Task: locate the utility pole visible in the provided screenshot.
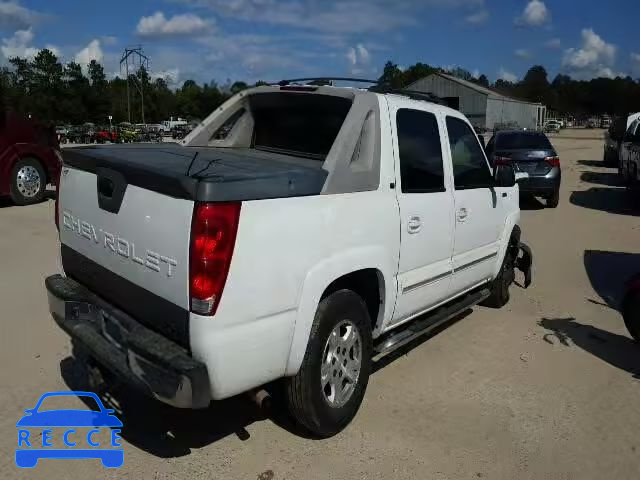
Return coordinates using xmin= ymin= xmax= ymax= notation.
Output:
xmin=120 ymin=45 xmax=149 ymax=124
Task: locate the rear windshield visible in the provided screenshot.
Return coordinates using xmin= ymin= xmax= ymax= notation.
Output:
xmin=495 ymin=133 xmax=553 ymax=150
xmin=250 ymin=93 xmax=352 ymax=160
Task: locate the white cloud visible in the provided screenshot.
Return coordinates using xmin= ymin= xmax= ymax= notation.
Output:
xmin=100 ymin=35 xmax=118 ymax=46
xmin=356 ymin=44 xmax=370 ymax=63
xmin=515 ymin=48 xmax=531 ymax=59
xmin=346 ymin=47 xmax=357 ymax=66
xmin=346 ymin=43 xmax=371 ymax=74
xmin=562 ymin=28 xmax=618 ymax=79
xmin=1 ymin=28 xmax=41 ymax=59
xmin=545 ymin=38 xmax=561 ymax=49
xmin=464 ymin=10 xmax=489 ymax=25
xmin=515 ymin=0 xmax=550 ymax=27
xmin=175 ymin=0 xmax=486 ymax=34
xmin=472 ymin=68 xmax=480 ymax=78
xmin=632 ymin=52 xmax=640 ymax=77
xmin=150 ymin=68 xmax=180 ymax=85
xmin=0 ymin=1 xmax=48 ymax=30
xmin=74 ymin=39 xmax=103 ymax=71
xmin=498 ymin=67 xmax=517 ymax=83
xmin=136 ymin=11 xmax=210 ymax=37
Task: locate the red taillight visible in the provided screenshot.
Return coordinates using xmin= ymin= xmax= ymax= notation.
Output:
xmin=546 ymin=156 xmax=560 ymax=167
xmin=189 ymin=202 xmax=241 ymax=315
xmin=494 ymin=156 xmax=511 ymax=166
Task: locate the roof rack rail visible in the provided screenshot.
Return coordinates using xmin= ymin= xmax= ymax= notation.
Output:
xmin=276 ymin=77 xmax=380 ymax=86
xmin=369 ymin=84 xmax=444 ymax=105
xmin=272 ymin=77 xmax=444 ymax=105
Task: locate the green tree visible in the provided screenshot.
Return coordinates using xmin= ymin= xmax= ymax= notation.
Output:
xmin=378 ymin=61 xmax=404 ymax=89
xmin=476 ymin=74 xmax=490 ymax=88
xmin=30 ymin=49 xmax=64 ymax=122
xmin=87 ymin=60 xmax=109 ymax=123
xmin=519 ymin=65 xmax=551 ymax=103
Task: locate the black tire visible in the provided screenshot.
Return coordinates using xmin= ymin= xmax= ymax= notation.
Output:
xmin=623 ymin=291 xmax=640 ymax=343
xmin=481 ymin=244 xmax=516 ymax=309
xmin=9 ymin=157 xmax=46 ymax=205
xmin=546 ymin=188 xmax=560 ymax=208
xmin=285 ymin=289 xmax=372 ymax=438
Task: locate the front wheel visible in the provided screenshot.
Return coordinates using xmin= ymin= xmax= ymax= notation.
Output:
xmin=481 ymin=245 xmax=516 ymax=309
xmin=285 ymin=289 xmax=372 ymax=438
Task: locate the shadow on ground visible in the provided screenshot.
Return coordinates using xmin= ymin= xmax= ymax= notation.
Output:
xmin=570 ymin=187 xmax=639 ymax=216
xmin=538 ymin=317 xmax=640 ymax=379
xmin=519 ymin=195 xmax=546 ymax=210
xmin=584 ymin=250 xmax=640 ymax=309
xmin=580 ymin=171 xmax=623 ymax=187
xmin=577 ymin=160 xmax=612 ymax=168
xmin=0 ymin=189 xmax=55 ymax=209
xmin=60 ymin=355 xmax=303 ymax=458
xmin=60 ymin=306 xmax=477 ymax=456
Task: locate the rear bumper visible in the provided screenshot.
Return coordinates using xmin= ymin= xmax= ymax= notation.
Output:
xmin=45 ymin=274 xmax=210 ymax=409
xmin=518 ymin=167 xmax=561 ymax=195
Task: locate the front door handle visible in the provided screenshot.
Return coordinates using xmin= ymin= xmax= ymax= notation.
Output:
xmin=456 ymin=207 xmax=468 ymax=222
xmin=407 ymin=216 xmax=422 ymax=234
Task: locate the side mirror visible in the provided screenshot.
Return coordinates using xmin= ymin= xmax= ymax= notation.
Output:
xmin=494 ymin=164 xmax=516 ymax=187
xmin=477 ymin=134 xmax=486 ymax=149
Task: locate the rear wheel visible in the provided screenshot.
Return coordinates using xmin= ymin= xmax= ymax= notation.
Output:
xmin=546 ymin=188 xmax=560 ymax=208
xmin=10 ymin=158 xmax=46 ymax=205
xmin=285 ymin=289 xmax=372 ymax=438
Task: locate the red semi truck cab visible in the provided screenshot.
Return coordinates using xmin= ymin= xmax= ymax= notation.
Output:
xmin=0 ymin=111 xmax=61 ymax=205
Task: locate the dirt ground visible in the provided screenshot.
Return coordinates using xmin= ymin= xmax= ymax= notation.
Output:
xmin=2 ymin=129 xmax=640 ymax=479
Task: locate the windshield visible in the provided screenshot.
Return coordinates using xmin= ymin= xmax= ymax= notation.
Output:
xmin=495 ymin=133 xmax=553 ymax=150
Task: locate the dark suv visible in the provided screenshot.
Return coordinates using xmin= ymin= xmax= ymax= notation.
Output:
xmin=485 ymin=130 xmax=561 ymax=208
xmin=0 ymin=111 xmax=61 ymax=205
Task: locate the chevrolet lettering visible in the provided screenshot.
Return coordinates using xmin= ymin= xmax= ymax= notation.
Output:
xmin=62 ymin=211 xmax=177 ymax=277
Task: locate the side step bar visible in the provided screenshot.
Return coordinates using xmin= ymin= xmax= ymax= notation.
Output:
xmin=373 ymin=288 xmax=491 ymax=359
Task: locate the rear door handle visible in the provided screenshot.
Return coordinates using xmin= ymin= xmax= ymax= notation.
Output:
xmin=407 ymin=216 xmax=422 ymax=234
xmin=456 ymin=208 xmax=468 ymax=222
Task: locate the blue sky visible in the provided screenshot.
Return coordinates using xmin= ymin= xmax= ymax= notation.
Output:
xmin=1 ymin=0 xmax=639 ymax=86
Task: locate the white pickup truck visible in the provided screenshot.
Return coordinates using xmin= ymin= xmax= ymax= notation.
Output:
xmin=47 ymin=83 xmax=532 ymax=437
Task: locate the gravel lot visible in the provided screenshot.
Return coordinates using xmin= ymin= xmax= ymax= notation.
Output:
xmin=2 ymin=129 xmax=639 ymax=479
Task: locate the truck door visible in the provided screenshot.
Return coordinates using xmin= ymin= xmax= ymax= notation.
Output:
xmin=389 ymin=102 xmax=455 ymax=326
xmin=444 ymin=115 xmax=504 ymax=294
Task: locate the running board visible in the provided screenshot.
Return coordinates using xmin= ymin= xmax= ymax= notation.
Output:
xmin=373 ymin=288 xmax=491 ymax=359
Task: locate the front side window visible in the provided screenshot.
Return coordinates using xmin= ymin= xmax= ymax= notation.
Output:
xmin=396 ymin=109 xmax=445 ymax=193
xmin=446 ymin=117 xmax=493 ymax=189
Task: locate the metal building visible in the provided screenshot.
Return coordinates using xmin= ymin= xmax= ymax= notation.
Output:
xmin=407 ymin=73 xmax=546 ymax=131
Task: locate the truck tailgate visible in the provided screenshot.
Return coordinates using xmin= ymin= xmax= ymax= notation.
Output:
xmin=58 ymin=166 xmax=193 ymax=345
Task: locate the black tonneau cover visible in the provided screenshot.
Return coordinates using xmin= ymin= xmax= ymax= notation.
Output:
xmin=62 ymin=144 xmax=328 ymax=202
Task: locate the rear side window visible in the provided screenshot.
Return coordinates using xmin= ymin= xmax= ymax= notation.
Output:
xmin=495 ymin=132 xmax=553 ymax=150
xmin=446 ymin=117 xmax=493 ymax=189
xmin=396 ymin=109 xmax=445 ymax=193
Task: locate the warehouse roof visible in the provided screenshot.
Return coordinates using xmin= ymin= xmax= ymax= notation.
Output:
xmin=409 ymin=72 xmax=541 ymax=105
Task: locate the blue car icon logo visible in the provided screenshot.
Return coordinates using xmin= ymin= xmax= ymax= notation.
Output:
xmin=16 ymin=391 xmax=123 ymax=468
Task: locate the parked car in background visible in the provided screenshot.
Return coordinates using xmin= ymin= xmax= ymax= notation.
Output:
xmin=585 ymin=119 xmax=597 ymax=129
xmin=485 ymin=130 xmax=561 ymax=207
xmin=620 ymin=117 xmax=640 ymax=196
xmin=604 ymin=116 xmax=629 ymax=166
xmin=0 ymin=111 xmax=61 ymax=205
xmin=544 ymin=120 xmax=561 ymax=133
